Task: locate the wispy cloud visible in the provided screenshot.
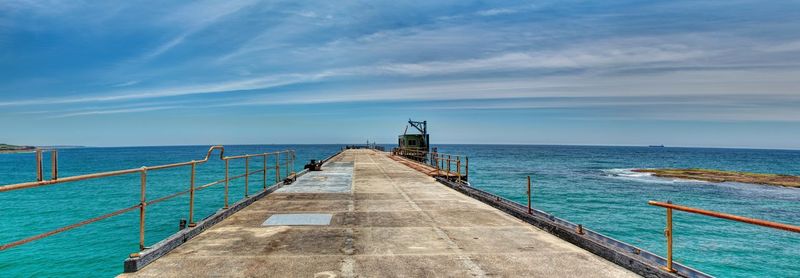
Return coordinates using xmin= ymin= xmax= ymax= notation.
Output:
xmin=0 ymin=35 xmax=724 ymax=107
xmin=374 ymin=45 xmax=707 ymax=76
xmin=476 ymin=8 xmax=517 ymax=16
xmin=137 ymin=0 xmax=257 ymax=61
xmin=111 ymin=80 xmax=140 ymax=87
xmin=52 ymin=106 xmax=179 ymax=118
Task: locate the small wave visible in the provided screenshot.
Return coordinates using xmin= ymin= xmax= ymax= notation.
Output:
xmin=601 ymin=168 xmax=707 ymax=184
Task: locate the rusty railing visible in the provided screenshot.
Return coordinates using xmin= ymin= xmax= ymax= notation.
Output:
xmin=392 ymin=148 xmax=468 ymax=182
xmin=649 ymin=201 xmax=800 ymax=272
xmin=0 ymin=146 xmax=296 ymax=256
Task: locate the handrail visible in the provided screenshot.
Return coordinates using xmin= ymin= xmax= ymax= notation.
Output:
xmin=0 ymin=146 xmax=297 ymax=254
xmin=0 ymin=145 xmax=225 ymax=192
xmin=649 ymin=201 xmax=800 ymax=233
xmin=392 ymin=147 xmax=469 ymax=183
xmin=648 ymin=200 xmax=800 ymax=272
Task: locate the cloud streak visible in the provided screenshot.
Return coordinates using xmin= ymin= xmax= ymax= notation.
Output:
xmin=51 ymin=106 xmax=179 ymax=118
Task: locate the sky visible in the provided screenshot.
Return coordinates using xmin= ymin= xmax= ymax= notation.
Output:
xmin=1 ymin=1 xmax=800 ymax=149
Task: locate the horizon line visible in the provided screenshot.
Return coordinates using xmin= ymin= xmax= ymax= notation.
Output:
xmin=20 ymin=142 xmax=800 ymax=152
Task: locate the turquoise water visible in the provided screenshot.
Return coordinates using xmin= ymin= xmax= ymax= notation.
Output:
xmin=1 ymin=145 xmax=799 ymax=277
xmin=435 ymin=145 xmax=800 ymax=278
xmin=0 ymin=145 xmax=339 ymax=277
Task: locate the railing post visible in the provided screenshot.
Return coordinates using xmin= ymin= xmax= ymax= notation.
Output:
xmin=285 ymin=151 xmax=290 ymax=178
xmin=465 ymin=157 xmax=468 ymax=181
xmin=447 ymin=155 xmax=451 ymax=176
xmin=139 ymin=167 xmax=147 ymax=250
xmin=224 ymin=159 xmax=229 ymax=208
xmin=663 ymin=204 xmax=675 ymax=272
xmin=527 ymin=176 xmax=532 ymax=214
xmin=35 ymin=149 xmax=43 ymax=182
xmin=263 ymin=154 xmax=267 ymax=190
xmin=188 ymin=161 xmax=196 ymax=227
xmin=244 ymin=156 xmax=249 ymax=197
xmin=51 ymin=149 xmax=58 ymax=180
xmin=456 ymin=156 xmax=461 ymax=182
xmin=275 ymin=153 xmax=281 ymax=182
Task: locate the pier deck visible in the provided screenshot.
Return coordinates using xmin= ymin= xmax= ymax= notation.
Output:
xmin=122 ymin=149 xmax=636 ymax=277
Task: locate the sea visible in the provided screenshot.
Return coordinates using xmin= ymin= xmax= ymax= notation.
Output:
xmin=1 ymin=144 xmax=798 ymax=277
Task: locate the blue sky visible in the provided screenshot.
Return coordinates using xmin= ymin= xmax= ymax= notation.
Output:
xmin=2 ymin=1 xmax=800 ymax=148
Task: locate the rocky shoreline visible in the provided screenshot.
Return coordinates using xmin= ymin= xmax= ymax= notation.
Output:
xmin=0 ymin=144 xmax=37 ymax=153
xmin=633 ymin=168 xmax=800 ymax=188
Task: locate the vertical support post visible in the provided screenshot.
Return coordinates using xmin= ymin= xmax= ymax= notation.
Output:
xmin=224 ymin=159 xmax=229 ymax=209
xmin=188 ymin=162 xmax=196 ymax=227
xmin=275 ymin=153 xmax=281 ymax=182
xmin=527 ymin=176 xmax=532 ymax=214
xmin=663 ymin=206 xmax=674 ymax=272
xmin=244 ymin=156 xmax=249 ymax=197
xmin=456 ymin=156 xmax=461 ymax=182
xmin=285 ymin=151 xmax=290 ymax=178
xmin=447 ymin=155 xmax=451 ymax=176
xmin=139 ymin=167 xmax=147 ymax=250
xmin=35 ymin=149 xmax=43 ymax=182
xmin=465 ymin=157 xmax=469 ymax=181
xmin=51 ymin=149 xmax=58 ymax=180
xmin=263 ymin=154 xmax=267 ymax=190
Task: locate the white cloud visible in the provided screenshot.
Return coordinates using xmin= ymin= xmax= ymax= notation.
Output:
xmin=111 ymin=80 xmax=140 ymax=87
xmin=374 ymin=46 xmax=706 ymax=76
xmin=137 ymin=0 xmax=257 ymax=61
xmin=759 ymin=40 xmax=800 ymax=53
xmin=52 ymin=106 xmax=178 ymax=118
xmin=476 ymin=8 xmax=517 ymax=16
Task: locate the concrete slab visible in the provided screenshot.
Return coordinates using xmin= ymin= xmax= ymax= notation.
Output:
xmin=262 ymin=214 xmax=333 ymax=226
xmin=121 ymin=149 xmax=638 ymax=278
xmin=276 ymin=162 xmax=353 ymax=193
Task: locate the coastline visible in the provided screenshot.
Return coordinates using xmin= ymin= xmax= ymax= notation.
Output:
xmin=0 ymin=150 xmax=36 ymax=154
xmin=0 ymin=143 xmax=37 ymax=154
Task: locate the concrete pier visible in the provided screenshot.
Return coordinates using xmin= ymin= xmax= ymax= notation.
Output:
xmin=121 ymin=149 xmax=637 ymax=277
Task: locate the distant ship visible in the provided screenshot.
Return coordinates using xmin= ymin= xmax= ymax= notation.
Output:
xmin=648 ymin=145 xmax=665 ymax=148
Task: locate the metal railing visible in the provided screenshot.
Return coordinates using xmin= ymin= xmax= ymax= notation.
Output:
xmin=0 ymin=146 xmax=296 ymax=255
xmin=392 ymin=148 xmax=468 ymax=182
xmin=648 ymin=201 xmax=800 ymax=273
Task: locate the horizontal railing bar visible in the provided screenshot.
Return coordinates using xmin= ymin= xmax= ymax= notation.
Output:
xmin=246 ymin=168 xmax=266 ymax=176
xmin=0 ymin=204 xmax=141 ymax=251
xmin=146 ymin=161 xmax=197 ymax=170
xmin=224 ymin=167 xmax=272 ymax=183
xmin=229 ymin=169 xmax=268 ymax=183
xmin=0 ymin=147 xmax=296 ymax=193
xmin=196 ymin=179 xmax=225 ymax=191
xmin=648 ymin=201 xmax=800 ymax=233
xmin=228 ymin=173 xmax=249 ymax=181
xmin=225 ymin=150 xmax=290 ymax=160
xmin=225 ymin=153 xmax=266 ymax=160
xmin=146 ymin=189 xmax=192 ymax=206
xmin=0 ymin=168 xmax=144 ymax=192
xmin=0 ymin=146 xmax=228 ymax=192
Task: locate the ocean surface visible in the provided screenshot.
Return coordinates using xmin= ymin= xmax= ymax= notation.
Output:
xmin=1 ymin=144 xmax=799 ymax=277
